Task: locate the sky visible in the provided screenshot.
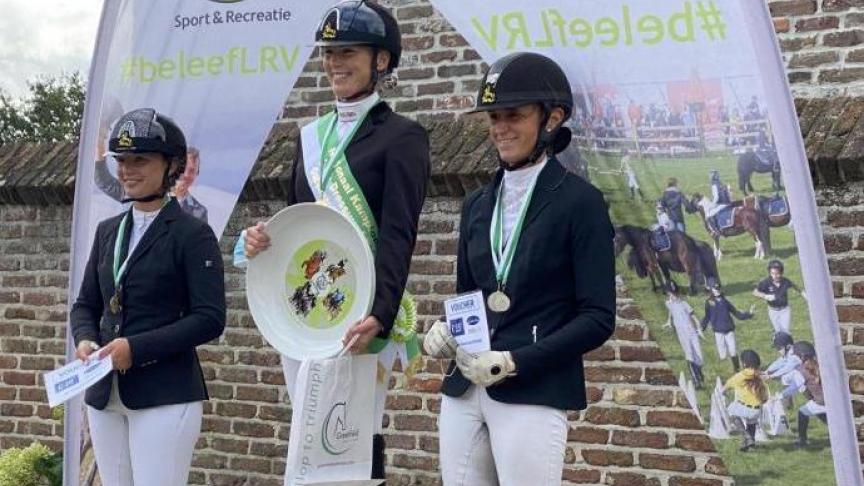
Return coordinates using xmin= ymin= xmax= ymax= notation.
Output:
xmin=0 ymin=0 xmax=102 ymax=98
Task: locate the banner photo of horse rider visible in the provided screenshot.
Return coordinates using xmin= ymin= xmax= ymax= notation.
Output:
xmin=427 ymin=0 xmax=861 ymax=485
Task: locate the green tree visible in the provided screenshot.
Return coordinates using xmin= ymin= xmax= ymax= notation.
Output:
xmin=0 ymin=72 xmax=86 ymax=145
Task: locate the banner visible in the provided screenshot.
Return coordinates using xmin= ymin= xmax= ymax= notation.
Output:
xmin=65 ymin=1 xmax=334 ymax=483
xmin=428 ymin=0 xmax=863 ymax=484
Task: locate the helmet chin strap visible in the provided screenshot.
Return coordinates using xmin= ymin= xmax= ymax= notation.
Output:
xmin=500 ymin=108 xmax=553 ymax=172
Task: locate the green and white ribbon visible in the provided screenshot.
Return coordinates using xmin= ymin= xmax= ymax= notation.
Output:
xmin=112 ymin=213 xmax=132 ymax=287
xmin=489 ymin=173 xmax=542 ymax=292
xmin=300 ymin=105 xmax=420 ymax=375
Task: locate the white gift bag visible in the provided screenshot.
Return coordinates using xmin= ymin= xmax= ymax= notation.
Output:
xmin=284 ymin=354 xmax=379 ymax=486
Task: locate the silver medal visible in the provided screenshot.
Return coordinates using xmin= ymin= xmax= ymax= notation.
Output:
xmin=487 ymin=290 xmax=511 ymax=313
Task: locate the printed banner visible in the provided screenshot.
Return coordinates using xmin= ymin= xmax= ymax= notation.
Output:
xmin=65 ymin=1 xmax=336 ymax=483
xmin=428 ymin=0 xmax=863 ymax=484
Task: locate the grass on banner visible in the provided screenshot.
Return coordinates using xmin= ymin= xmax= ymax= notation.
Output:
xmin=586 ymin=151 xmax=835 ymax=486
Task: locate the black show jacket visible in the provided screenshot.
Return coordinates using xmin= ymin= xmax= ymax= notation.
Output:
xmin=442 ymin=159 xmax=616 ymax=411
xmin=70 ymin=199 xmax=226 ymax=410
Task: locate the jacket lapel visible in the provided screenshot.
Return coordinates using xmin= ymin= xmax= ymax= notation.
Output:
xmin=520 ymin=158 xmax=566 ymax=231
xmin=122 ymin=199 xmax=181 ymax=279
xmin=475 ymin=170 xmax=503 ymax=291
xmin=105 ymin=210 xmax=132 ymax=295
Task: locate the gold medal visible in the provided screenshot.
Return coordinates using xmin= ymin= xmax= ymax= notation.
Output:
xmin=109 ymin=292 xmax=121 ymax=314
xmin=487 ymin=290 xmax=511 ymax=313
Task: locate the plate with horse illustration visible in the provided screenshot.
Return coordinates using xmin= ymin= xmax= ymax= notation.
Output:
xmin=246 ymin=203 xmax=375 ymax=360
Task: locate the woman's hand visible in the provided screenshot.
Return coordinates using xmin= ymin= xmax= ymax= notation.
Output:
xmin=244 ymin=222 xmax=271 ymax=259
xmin=99 ymin=338 xmax=132 ymax=372
xmin=343 ymin=316 xmax=384 ymax=354
xmin=75 ymin=340 xmax=100 ymax=362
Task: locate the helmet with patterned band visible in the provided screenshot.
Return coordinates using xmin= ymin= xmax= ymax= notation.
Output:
xmin=315 ymin=0 xmax=401 ymax=73
xmin=107 ymin=108 xmax=188 ymax=201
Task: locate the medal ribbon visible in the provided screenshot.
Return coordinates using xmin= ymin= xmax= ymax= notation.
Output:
xmin=112 ymin=214 xmax=132 ymax=287
xmin=489 ymin=173 xmax=542 ymax=291
xmin=112 ymin=196 xmax=170 ymax=288
xmin=317 ymin=111 xmax=379 ymax=248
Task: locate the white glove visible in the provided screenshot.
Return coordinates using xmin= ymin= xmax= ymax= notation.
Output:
xmin=764 ymin=294 xmax=775 ymax=302
xmin=423 ymin=320 xmax=457 ymax=359
xmin=455 ymin=347 xmax=516 ymax=387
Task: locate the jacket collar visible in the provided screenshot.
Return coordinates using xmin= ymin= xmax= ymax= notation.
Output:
xmin=350 ymin=101 xmax=391 ymax=146
xmin=117 ymin=199 xmax=182 ymax=281
xmin=480 ymin=156 xmax=568 ymax=228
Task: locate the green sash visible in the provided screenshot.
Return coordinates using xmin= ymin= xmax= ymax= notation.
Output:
xmin=301 ymin=108 xmax=421 ymax=370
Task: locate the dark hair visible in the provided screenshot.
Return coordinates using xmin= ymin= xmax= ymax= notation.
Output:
xmin=740 ymin=349 xmax=768 ymax=402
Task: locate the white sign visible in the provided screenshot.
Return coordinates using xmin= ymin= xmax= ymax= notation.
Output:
xmin=45 ymin=355 xmax=113 ymax=408
xmin=444 ymin=291 xmax=491 ymax=354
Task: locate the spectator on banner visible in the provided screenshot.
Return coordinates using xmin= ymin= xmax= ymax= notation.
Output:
xmin=424 ymin=52 xmax=615 ymax=486
xmin=780 ymin=341 xmax=827 ymax=448
xmin=729 ymin=108 xmax=743 ymax=147
xmin=71 ymin=108 xmax=226 ymax=486
xmin=701 ymin=284 xmax=755 ymax=372
xmin=660 ymin=177 xmax=687 ymax=232
xmin=238 ymin=1 xmax=429 ymax=479
xmin=171 ymin=147 xmax=208 ymax=223
xmin=627 ymin=99 xmax=642 ymax=127
xmin=753 ymin=259 xmax=806 ymax=335
xmin=764 ymin=331 xmax=804 ymax=409
xmin=620 ymin=149 xmax=644 ymax=201
xmin=95 ymin=122 xmax=209 ymax=224
xmin=725 ymin=349 xmax=769 ymax=452
xmin=747 ymin=95 xmax=761 ymax=119
xmin=664 ymin=281 xmax=705 ymax=389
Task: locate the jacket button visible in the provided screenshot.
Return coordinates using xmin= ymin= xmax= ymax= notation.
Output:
xmin=113 ymin=324 xmax=119 ymax=334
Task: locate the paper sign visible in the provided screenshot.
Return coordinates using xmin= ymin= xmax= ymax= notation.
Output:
xmin=44 ymin=355 xmax=113 ymax=407
xmin=444 ymin=291 xmax=491 ymax=353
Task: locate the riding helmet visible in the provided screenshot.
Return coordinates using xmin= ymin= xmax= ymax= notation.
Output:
xmin=772 ymin=332 xmax=794 ymax=350
xmin=740 ymin=349 xmax=761 ymax=368
xmin=792 ymin=341 xmax=816 ymax=360
xmin=471 ymin=52 xmax=573 ymax=156
xmin=315 ymin=0 xmax=401 ymax=73
xmin=107 ymin=108 xmax=188 ymax=195
xmin=471 ymin=52 xmax=572 ymax=118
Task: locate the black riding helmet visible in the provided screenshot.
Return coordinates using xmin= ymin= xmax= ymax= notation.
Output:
xmin=107 ymin=108 xmax=187 ymax=202
xmin=740 ymin=349 xmax=761 ymax=369
xmin=772 ymin=331 xmax=794 ymax=350
xmin=315 ymin=0 xmax=401 ymax=96
xmin=471 ymin=52 xmax=574 ymax=168
xmin=793 ymin=341 xmax=816 ymax=360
